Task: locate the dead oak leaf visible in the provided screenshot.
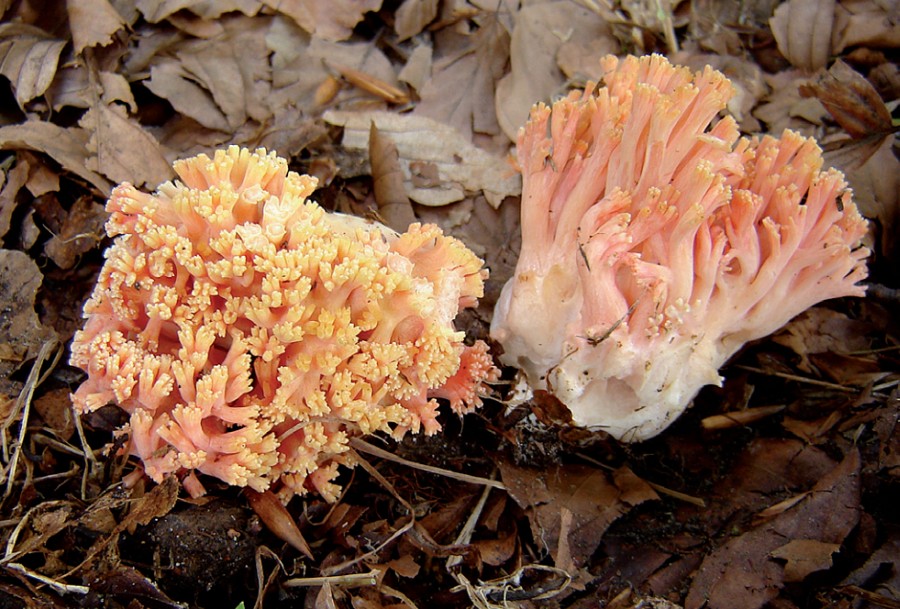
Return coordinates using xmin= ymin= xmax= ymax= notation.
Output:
xmin=499 ymin=461 xmax=658 ymax=570
xmin=800 ymin=59 xmax=893 ymax=139
xmin=145 ymin=18 xmax=272 ymax=132
xmin=325 ymin=109 xmax=520 ymax=208
xmin=134 ymin=0 xmax=262 ymax=22
xmin=80 ymin=103 xmax=173 ymax=188
xmin=66 ymin=0 xmax=126 ymax=54
xmin=685 ymin=449 xmax=861 ymax=609
xmin=414 ymin=16 xmax=509 ymax=139
xmin=43 ymin=195 xmax=108 ymax=269
xmin=0 ymin=23 xmax=66 ymax=107
xmin=770 ymin=0 xmax=837 ymax=71
xmin=770 ymin=539 xmax=841 ymax=582
xmin=260 ymin=0 xmax=382 ymax=41
xmin=0 ymin=121 xmax=112 ymax=193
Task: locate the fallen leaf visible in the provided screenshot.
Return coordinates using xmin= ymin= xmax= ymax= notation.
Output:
xmin=135 ymin=0 xmax=262 ymax=22
xmin=773 ymin=308 xmax=872 ymax=373
xmin=324 ymin=109 xmax=520 ymax=207
xmin=770 ymin=539 xmax=841 ymax=582
xmin=0 ymin=156 xmax=29 ymax=241
xmin=394 ymin=0 xmax=439 ymax=41
xmin=66 ymin=0 xmax=126 ymax=54
xmin=80 ymin=103 xmax=173 ymax=187
xmin=499 ymin=461 xmax=658 ymax=569
xmin=0 ymin=121 xmax=112 ymax=193
xmin=260 ymin=0 xmax=382 ymax=41
xmin=685 ymin=449 xmax=861 ymax=609
xmin=43 ymin=195 xmax=107 ymax=269
xmin=414 ymin=15 xmax=509 ymax=139
xmin=495 ymin=1 xmax=606 ymax=140
xmin=834 ymin=0 xmax=900 ymax=52
xmin=245 ymin=488 xmax=313 ymax=558
xmin=799 ymin=60 xmax=893 ymax=139
xmin=369 ymin=123 xmax=417 ymax=231
xmin=0 ymin=23 xmax=67 ymax=106
xmin=769 ymin=0 xmax=836 ymax=71
xmin=0 ymin=249 xmax=57 ymax=397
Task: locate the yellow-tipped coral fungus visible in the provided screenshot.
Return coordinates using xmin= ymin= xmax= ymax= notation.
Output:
xmin=491 ymin=54 xmax=869 ymax=442
xmin=70 ymin=146 xmax=497 ymax=501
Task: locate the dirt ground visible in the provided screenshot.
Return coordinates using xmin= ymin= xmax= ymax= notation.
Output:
xmin=0 ymin=1 xmax=898 ymax=608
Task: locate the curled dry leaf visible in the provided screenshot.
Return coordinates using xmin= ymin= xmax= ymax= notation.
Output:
xmin=324 ymin=110 xmax=520 ymax=207
xmin=770 ymin=0 xmax=836 ymax=71
xmin=394 ymin=0 xmax=439 ymax=41
xmin=0 ymin=23 xmax=66 ymax=107
xmin=800 ymin=59 xmax=893 ymax=140
xmin=369 ymin=122 xmax=417 ymax=232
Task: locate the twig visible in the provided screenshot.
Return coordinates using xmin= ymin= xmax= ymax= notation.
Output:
xmin=733 ymin=365 xmax=859 ymax=393
xmin=284 ymin=570 xmax=379 ymax=588
xmin=3 ymin=340 xmax=61 ymax=498
xmin=321 ymin=450 xmax=415 ymax=576
xmin=350 ymin=438 xmax=506 ymax=490
xmin=447 ymin=473 xmax=495 ymax=569
xmin=5 ymin=562 xmax=89 ymax=595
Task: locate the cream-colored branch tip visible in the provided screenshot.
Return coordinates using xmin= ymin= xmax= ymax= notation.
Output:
xmin=70 ymin=146 xmax=498 ymax=501
xmin=491 ymin=54 xmax=869 ymax=442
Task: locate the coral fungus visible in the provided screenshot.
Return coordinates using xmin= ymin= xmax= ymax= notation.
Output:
xmin=491 ymin=54 xmax=869 ymax=442
xmin=70 ymin=146 xmax=497 ymax=501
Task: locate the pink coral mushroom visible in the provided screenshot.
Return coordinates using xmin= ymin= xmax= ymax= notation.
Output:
xmin=491 ymin=54 xmax=869 ymax=442
xmin=70 ymin=146 xmax=497 ymax=500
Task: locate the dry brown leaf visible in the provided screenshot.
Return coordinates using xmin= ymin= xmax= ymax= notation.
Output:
xmin=135 ymin=0 xmax=262 ymax=22
xmin=66 ymin=0 xmax=126 ymax=54
xmin=325 ymin=109 xmax=520 ymax=207
xmin=245 ymin=489 xmax=313 ymax=558
xmin=0 ymin=156 xmax=29 ymax=241
xmin=834 ymin=0 xmax=900 ymax=52
xmin=0 ymin=121 xmax=112 ymax=193
xmin=828 ymin=131 xmax=899 ymax=258
xmin=769 ymin=0 xmax=836 ymax=71
xmin=0 ymin=249 xmax=54 ymax=365
xmin=685 ymin=450 xmax=861 ymax=609
xmin=43 ymin=195 xmax=107 ymax=269
xmin=499 ymin=461 xmax=658 ymax=569
xmin=495 ymin=1 xmax=609 ymax=140
xmin=397 ymin=44 xmax=432 ymax=92
xmin=146 ymin=61 xmax=229 ymax=131
xmin=99 ymin=71 xmax=137 ymax=112
xmin=22 ymin=151 xmax=60 ymax=197
xmin=753 ymin=70 xmax=827 ymax=135
xmin=414 ymin=16 xmax=509 ymax=139
xmin=770 ymin=539 xmax=840 ymax=582
xmin=145 ymin=17 xmax=272 ymax=133
xmin=395 ymin=0 xmax=439 ymax=41
xmin=800 ymin=59 xmax=893 ymax=139
xmin=369 ymin=123 xmax=417 ymax=232
xmin=773 ymin=308 xmax=872 ymax=373
xmin=0 ymin=23 xmax=66 ymax=106
xmin=260 ymin=0 xmax=382 ymax=41
xmin=80 ymin=103 xmax=173 ymax=187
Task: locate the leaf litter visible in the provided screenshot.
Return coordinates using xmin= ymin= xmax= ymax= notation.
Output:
xmin=0 ymin=0 xmax=897 ymax=608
